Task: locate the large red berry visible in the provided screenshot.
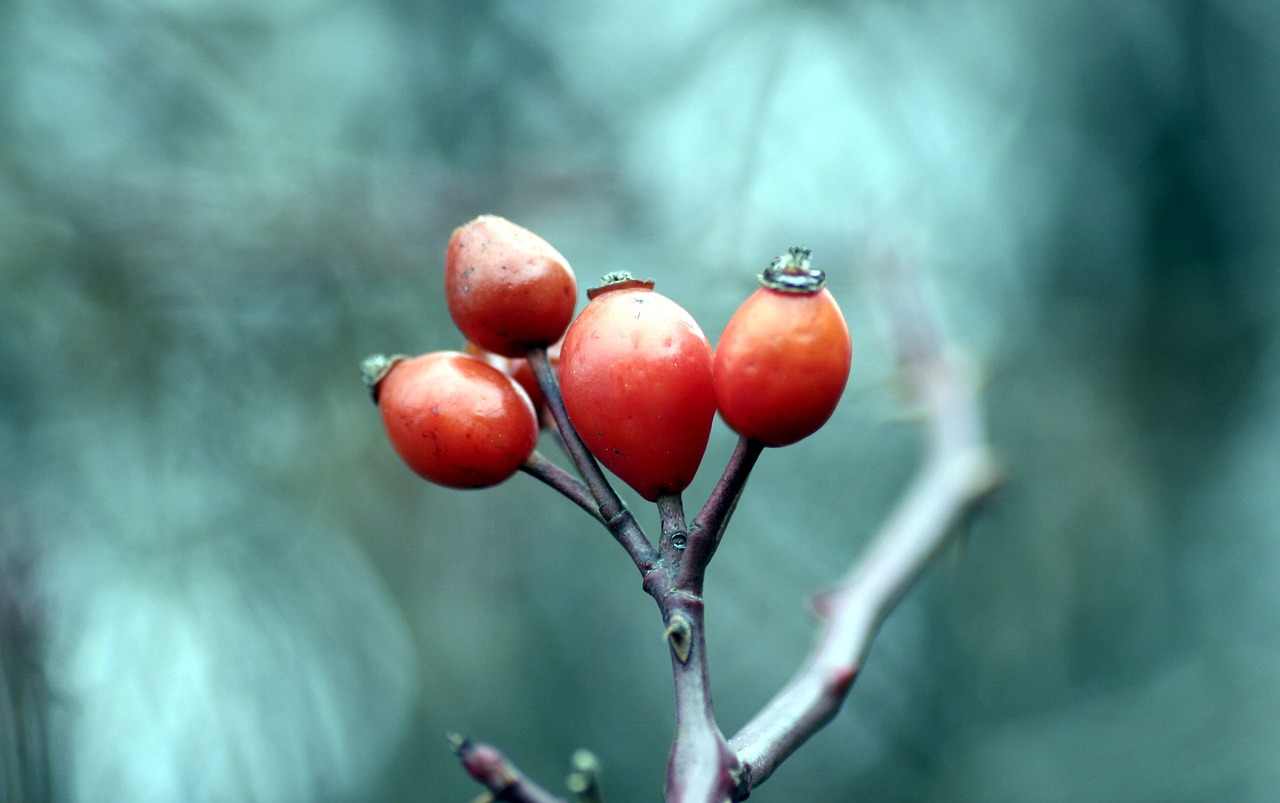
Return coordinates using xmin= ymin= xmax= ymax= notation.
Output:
xmin=559 ymin=275 xmax=716 ymax=501
xmin=366 ymin=351 xmax=539 ymax=488
xmin=446 ymin=215 xmax=577 ymax=358
xmin=714 ymin=248 xmax=852 ymax=447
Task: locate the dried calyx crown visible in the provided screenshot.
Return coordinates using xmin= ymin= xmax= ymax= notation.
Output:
xmin=759 ymin=246 xmax=827 ymax=293
xmin=361 ymin=353 xmax=405 ymax=403
xmin=588 ymin=271 xmax=656 ymax=299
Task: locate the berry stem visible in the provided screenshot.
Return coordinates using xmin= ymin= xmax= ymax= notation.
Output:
xmin=526 ymin=347 xmax=656 ymax=573
xmin=689 ymin=436 xmax=765 ymax=571
xmin=656 ymin=493 xmax=688 ymax=559
xmin=520 ymin=452 xmax=606 ymax=524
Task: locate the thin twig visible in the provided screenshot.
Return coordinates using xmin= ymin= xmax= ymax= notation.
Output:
xmin=449 ymin=733 xmax=568 ymax=803
xmin=657 ymin=493 xmax=689 ymax=559
xmin=526 ymin=348 xmax=657 ymax=573
xmin=689 ymin=436 xmax=764 ymax=569
xmin=727 ymin=263 xmax=1000 ymax=792
xmin=520 ymin=452 xmax=605 ymax=524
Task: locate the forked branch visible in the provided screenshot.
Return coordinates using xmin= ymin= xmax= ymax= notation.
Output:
xmin=459 ymin=260 xmax=997 ymax=802
xmin=526 ymin=347 xmax=657 ymax=573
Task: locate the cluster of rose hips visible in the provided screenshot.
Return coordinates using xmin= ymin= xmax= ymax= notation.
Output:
xmin=363 ymin=215 xmax=852 ymax=505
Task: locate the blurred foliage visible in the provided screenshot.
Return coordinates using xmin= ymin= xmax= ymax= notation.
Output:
xmin=2 ymin=0 xmax=1279 ymax=801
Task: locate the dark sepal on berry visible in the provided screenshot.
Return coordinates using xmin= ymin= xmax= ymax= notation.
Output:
xmin=587 ymin=271 xmax=656 ymax=299
xmin=361 ymin=354 xmax=406 ymax=403
xmin=759 ymin=246 xmax=827 ymax=294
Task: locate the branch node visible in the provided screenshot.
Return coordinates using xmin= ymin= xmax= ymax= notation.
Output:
xmin=664 ymin=613 xmax=693 ymax=664
xmin=826 ymin=665 xmax=858 ymax=699
xmin=730 ymin=763 xmax=752 ymax=802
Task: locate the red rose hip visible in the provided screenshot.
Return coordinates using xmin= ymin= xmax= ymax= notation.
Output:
xmin=446 ymin=215 xmax=577 ymax=358
xmin=559 ymin=275 xmax=717 ymax=501
xmin=714 ymin=248 xmax=852 ymax=447
xmin=366 ymin=351 xmax=539 ymax=488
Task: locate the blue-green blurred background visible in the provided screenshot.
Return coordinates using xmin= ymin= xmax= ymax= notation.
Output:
xmin=3 ymin=1 xmax=1279 ymax=800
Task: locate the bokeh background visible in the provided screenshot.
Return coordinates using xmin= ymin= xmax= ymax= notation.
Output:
xmin=3 ymin=1 xmax=1279 ymax=800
